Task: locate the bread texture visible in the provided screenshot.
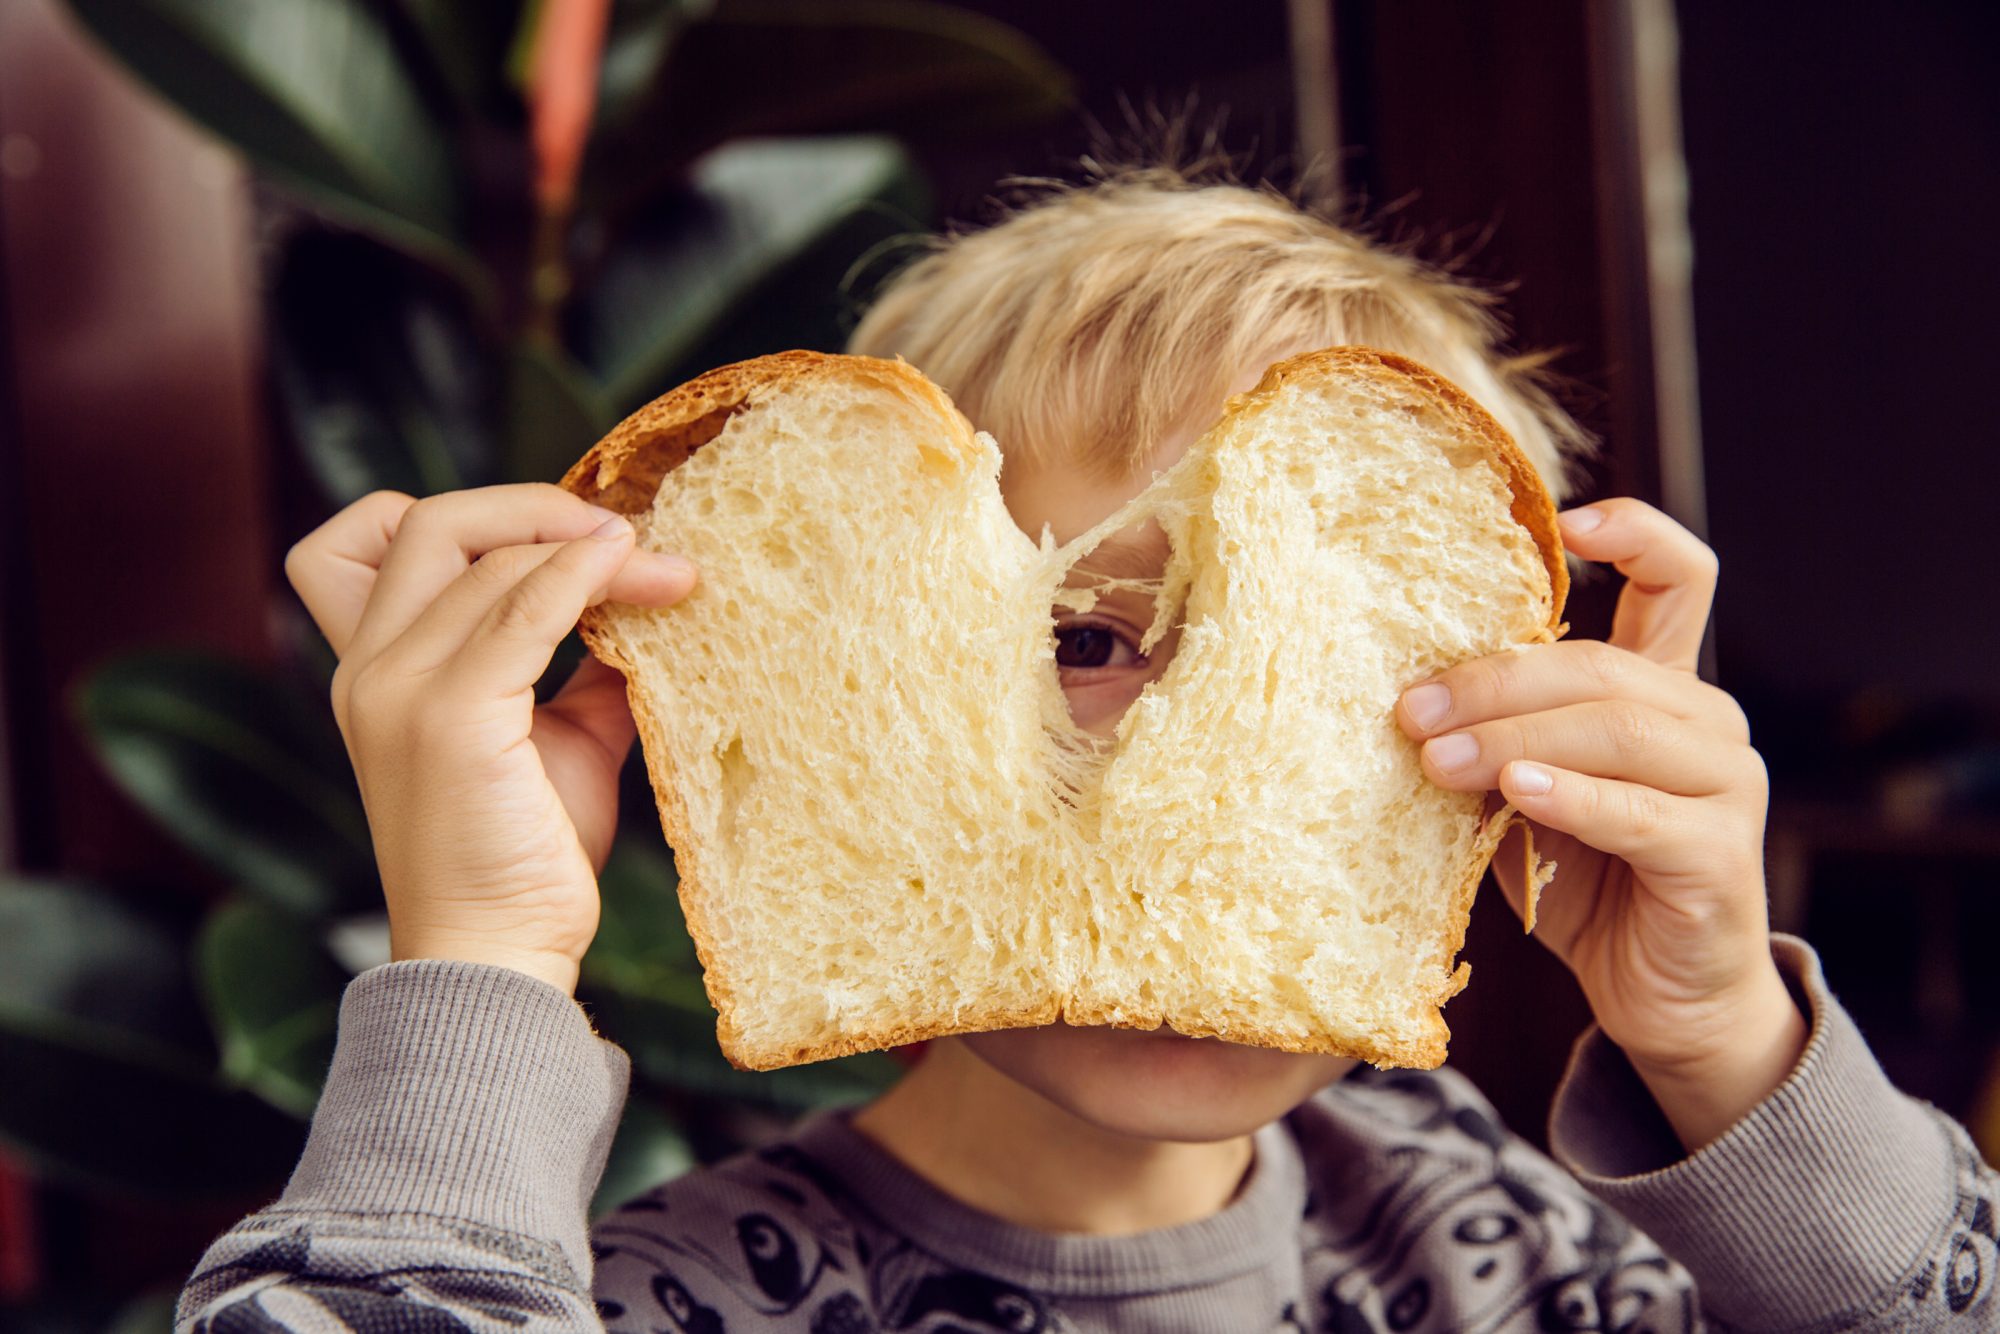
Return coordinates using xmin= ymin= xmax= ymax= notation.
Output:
xmin=561 ymin=347 xmax=1566 ymax=1071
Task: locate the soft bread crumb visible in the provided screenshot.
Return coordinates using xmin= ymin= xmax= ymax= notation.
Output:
xmin=563 ymin=348 xmax=1567 ymax=1070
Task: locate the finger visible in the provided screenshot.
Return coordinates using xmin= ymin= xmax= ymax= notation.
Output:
xmin=1556 ymin=498 xmax=1717 ymax=671
xmin=1495 ymin=759 xmax=1706 ymax=871
xmin=285 ymin=490 xmax=416 ymax=655
xmin=373 ymin=526 xmax=695 ymax=679
xmin=1398 ymin=640 xmax=1749 ymax=745
xmin=436 ymin=522 xmax=644 ymax=702
xmin=346 ymin=484 xmax=631 ymax=665
xmin=1417 ymin=701 xmax=1746 ymax=798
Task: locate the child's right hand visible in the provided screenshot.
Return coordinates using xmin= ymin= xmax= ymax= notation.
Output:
xmin=285 ymin=485 xmax=697 ymax=996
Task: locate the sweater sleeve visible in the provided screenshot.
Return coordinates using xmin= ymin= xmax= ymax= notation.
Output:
xmin=174 ymin=959 xmax=629 ymax=1332
xmin=1548 ymin=933 xmax=1997 ymax=1331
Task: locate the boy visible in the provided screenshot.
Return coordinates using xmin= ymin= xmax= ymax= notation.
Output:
xmin=179 ymin=168 xmax=1997 ymax=1330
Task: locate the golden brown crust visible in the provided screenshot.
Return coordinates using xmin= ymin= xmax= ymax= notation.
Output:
xmin=559 ymin=349 xmax=971 ymax=514
xmin=735 ymin=997 xmax=1065 ymax=1071
xmin=562 ymin=345 xmax=1568 ymax=1072
xmin=1058 ymin=999 xmax=1451 ymax=1070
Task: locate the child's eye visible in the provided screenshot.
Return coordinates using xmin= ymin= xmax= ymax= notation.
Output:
xmin=1053 ymin=621 xmax=1146 ymax=672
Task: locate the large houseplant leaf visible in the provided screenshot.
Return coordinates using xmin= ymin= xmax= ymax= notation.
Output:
xmin=0 ymin=882 xmax=307 ymax=1195
xmin=583 ymin=0 xmax=1069 ymax=214
xmin=504 ymin=334 xmax=615 ymax=486
xmin=76 ymin=651 xmax=378 ymax=921
xmin=568 ymin=136 xmax=927 ymax=413
xmin=397 ymin=0 xmax=534 ymax=119
xmin=197 ymin=900 xmax=346 ymax=1118
xmin=269 ymin=228 xmax=497 ymax=504
xmin=65 ymin=0 xmax=469 ymax=272
xmin=596 ymin=0 xmax=717 ymax=127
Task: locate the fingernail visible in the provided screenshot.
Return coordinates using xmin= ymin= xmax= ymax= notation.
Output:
xmin=649 ymin=551 xmax=697 ymax=580
xmin=1425 ymin=732 xmax=1479 ymax=773
xmin=586 ymin=503 xmax=623 ymax=524
xmin=1508 ymin=761 xmax=1554 ymax=795
xmin=1403 ymin=683 xmax=1452 ymax=730
xmin=1558 ymin=506 xmax=1604 ymax=533
xmin=589 ymin=515 xmax=631 ymax=540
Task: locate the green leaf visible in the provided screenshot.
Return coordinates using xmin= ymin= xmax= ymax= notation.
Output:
xmin=197 ymin=901 xmax=346 ymax=1117
xmin=598 ymin=0 xmax=716 ymax=126
xmin=106 ymin=1291 xmax=179 ymax=1334
xmin=0 ymin=881 xmax=208 ymax=1055
xmin=583 ymin=839 xmax=699 ymax=989
xmin=0 ymin=881 xmax=307 ymax=1195
xmin=271 ymin=228 xmax=496 ymax=504
xmin=658 ymin=182 xmax=925 ymax=384
xmin=65 ymin=0 xmax=466 ymax=259
xmin=569 ymin=136 xmax=928 ymax=412
xmin=76 ymin=651 xmax=379 ymax=920
xmin=581 ymin=841 xmax=901 ymax=1110
xmin=396 ymin=0 xmax=533 ymax=118
xmin=591 ymin=1097 xmax=694 ymax=1219
xmin=583 ymin=0 xmax=1070 ymax=212
xmin=504 ymin=335 xmax=614 ymax=486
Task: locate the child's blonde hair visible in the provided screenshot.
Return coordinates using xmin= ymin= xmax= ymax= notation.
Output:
xmin=848 ymin=166 xmax=1592 ymax=501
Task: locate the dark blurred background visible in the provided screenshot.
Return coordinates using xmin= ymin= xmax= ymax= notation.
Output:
xmin=2 ymin=0 xmax=1996 ymax=1321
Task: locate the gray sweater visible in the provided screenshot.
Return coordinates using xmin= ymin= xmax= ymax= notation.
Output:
xmin=175 ymin=937 xmax=1999 ymax=1331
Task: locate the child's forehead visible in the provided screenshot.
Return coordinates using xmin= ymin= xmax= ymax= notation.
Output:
xmin=999 ymin=435 xmax=1182 ymax=551
xmin=1072 ymin=522 xmax=1172 ymax=580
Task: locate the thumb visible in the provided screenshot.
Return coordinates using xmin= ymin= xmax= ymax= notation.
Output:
xmin=546 ymin=653 xmax=637 ymax=760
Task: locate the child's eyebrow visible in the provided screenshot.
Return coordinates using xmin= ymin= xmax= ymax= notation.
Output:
xmin=1070 ymin=530 xmax=1170 ymax=584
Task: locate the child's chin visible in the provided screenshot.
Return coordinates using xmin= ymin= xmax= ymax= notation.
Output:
xmin=960 ymin=1020 xmax=1356 ymax=1143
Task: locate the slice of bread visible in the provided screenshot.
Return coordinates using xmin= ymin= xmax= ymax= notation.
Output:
xmin=560 ymin=347 xmax=1566 ymax=1071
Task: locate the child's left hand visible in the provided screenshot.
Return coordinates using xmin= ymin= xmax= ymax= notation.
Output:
xmin=1397 ymin=497 xmax=1807 ymax=1150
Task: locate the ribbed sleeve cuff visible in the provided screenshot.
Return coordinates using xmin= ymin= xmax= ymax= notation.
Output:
xmin=1548 ymin=934 xmax=1955 ymax=1331
xmin=279 ymin=959 xmax=631 ymax=1285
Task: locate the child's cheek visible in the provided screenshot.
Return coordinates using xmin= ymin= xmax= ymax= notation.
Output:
xmin=963 ymin=1022 xmax=1356 ymax=1142
xmin=1061 ymin=666 xmax=1164 ymax=735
